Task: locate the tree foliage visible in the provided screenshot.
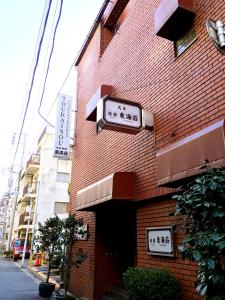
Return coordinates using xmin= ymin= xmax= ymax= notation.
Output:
xmin=172 ymin=166 xmax=225 ymax=299
xmin=123 ymin=267 xmax=181 ymax=300
xmin=35 ymin=215 xmax=64 ymax=283
xmin=35 ymin=214 xmax=87 ymax=296
xmin=60 ymin=214 xmax=87 ymax=299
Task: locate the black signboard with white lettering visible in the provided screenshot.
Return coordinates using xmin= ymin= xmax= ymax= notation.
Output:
xmin=147 ymin=226 xmax=174 ymax=257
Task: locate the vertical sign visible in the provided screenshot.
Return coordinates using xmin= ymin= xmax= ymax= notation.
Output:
xmin=53 ymin=94 xmax=72 ymax=159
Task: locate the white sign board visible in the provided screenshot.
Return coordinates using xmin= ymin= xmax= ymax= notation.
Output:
xmin=147 ymin=227 xmax=174 ymax=256
xmin=53 ymin=94 xmax=72 ymax=159
xmin=74 ymin=224 xmax=88 ymax=241
xmin=104 ymin=99 xmax=142 ymax=129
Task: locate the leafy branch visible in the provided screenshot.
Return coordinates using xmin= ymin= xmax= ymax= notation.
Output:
xmin=172 ymin=166 xmax=225 ymax=299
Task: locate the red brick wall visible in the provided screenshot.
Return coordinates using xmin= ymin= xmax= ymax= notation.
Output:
xmin=70 ymin=0 xmax=225 ymax=299
xmin=68 ymin=212 xmax=96 ymax=300
xmin=137 ymin=197 xmax=200 ymax=300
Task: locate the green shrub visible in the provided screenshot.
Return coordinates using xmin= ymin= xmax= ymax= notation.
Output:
xmin=2 ymin=250 xmax=11 ymax=258
xmin=123 ymin=267 xmax=181 ymax=300
xmin=172 ymin=166 xmax=225 ymax=299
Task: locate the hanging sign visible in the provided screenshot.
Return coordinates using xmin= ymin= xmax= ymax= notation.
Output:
xmin=147 ymin=226 xmax=174 ymax=256
xmin=97 ymin=96 xmax=142 ymax=134
xmin=53 ymin=94 xmax=72 ymax=159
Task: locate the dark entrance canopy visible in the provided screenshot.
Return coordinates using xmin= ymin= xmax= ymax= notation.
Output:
xmin=156 ymin=120 xmax=225 ymax=187
xmin=76 ymin=172 xmax=136 ymax=211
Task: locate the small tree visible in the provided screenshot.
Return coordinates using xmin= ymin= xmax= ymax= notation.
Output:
xmin=35 ymin=216 xmax=64 ymax=283
xmin=172 ymin=166 xmax=225 ymax=299
xmin=60 ymin=214 xmax=87 ymax=299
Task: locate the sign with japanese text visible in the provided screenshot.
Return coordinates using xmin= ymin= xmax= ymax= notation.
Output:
xmin=74 ymin=224 xmax=88 ymax=241
xmin=104 ymin=98 xmax=142 ymax=128
xmin=53 ymin=94 xmax=72 ymax=159
xmin=147 ymin=227 xmax=174 ymax=256
xmin=97 ymin=96 xmax=142 ymax=134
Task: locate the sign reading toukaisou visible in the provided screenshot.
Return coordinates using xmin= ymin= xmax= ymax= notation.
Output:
xmin=53 ymin=94 xmax=72 ymax=159
xmin=147 ymin=227 xmax=174 ymax=256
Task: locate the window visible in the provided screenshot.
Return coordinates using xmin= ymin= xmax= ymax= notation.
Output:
xmin=54 ymin=202 xmax=69 ymax=214
xmin=14 ymin=239 xmax=25 ymax=247
xmin=56 ymin=172 xmax=70 ymax=183
xmin=174 ymin=24 xmax=196 ymax=57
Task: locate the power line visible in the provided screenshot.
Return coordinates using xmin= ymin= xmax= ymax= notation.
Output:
xmin=31 ymin=56 xmax=76 ymax=151
xmin=16 ymin=0 xmax=49 ymax=129
xmin=10 ymin=0 xmax=53 ymax=169
xmin=44 ymin=60 xmax=75 ymax=124
xmin=36 ymin=0 xmax=59 ymax=106
xmin=38 ymin=0 xmax=64 ymax=127
xmin=20 ymin=0 xmax=75 ymax=157
xmin=4 ymin=1 xmax=49 ymax=172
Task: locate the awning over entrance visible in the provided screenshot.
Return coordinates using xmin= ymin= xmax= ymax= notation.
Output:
xmin=76 ymin=172 xmax=136 ymax=211
xmin=156 ymin=120 xmax=225 ymax=187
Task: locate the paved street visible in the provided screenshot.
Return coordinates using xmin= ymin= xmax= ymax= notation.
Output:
xmin=0 ymin=258 xmax=46 ymax=300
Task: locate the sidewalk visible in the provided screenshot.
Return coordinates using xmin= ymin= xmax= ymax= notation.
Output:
xmin=27 ymin=262 xmax=82 ymax=299
xmin=29 ymin=264 xmax=61 ymax=288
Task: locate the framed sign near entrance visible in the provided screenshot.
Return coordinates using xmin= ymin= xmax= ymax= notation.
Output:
xmin=147 ymin=226 xmax=174 ymax=257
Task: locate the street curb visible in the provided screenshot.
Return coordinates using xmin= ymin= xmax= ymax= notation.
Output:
xmin=28 ymin=266 xmax=60 ymax=288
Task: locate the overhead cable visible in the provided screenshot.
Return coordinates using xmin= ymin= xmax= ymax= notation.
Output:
xmin=37 ymin=0 xmax=64 ymax=127
xmin=6 ymin=0 xmax=49 ymax=175
xmin=33 ymin=57 xmax=76 ymax=148
xmin=10 ymin=0 xmax=53 ymax=169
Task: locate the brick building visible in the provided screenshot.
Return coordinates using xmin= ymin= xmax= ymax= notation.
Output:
xmin=70 ymin=0 xmax=225 ymax=299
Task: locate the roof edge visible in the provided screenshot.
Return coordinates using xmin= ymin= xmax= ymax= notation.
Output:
xmin=75 ymin=0 xmax=110 ymax=67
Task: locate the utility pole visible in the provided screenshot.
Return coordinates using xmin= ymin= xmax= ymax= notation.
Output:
xmin=30 ymin=180 xmax=40 ymax=253
xmin=6 ymin=133 xmax=26 ymax=251
xmin=6 ymin=174 xmax=20 ymax=251
xmin=2 ymin=193 xmax=9 ymax=247
xmin=21 ymin=198 xmax=32 ymax=268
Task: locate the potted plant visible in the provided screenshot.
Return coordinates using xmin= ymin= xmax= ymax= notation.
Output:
xmin=35 ymin=215 xmax=64 ymax=298
xmin=2 ymin=245 xmax=10 ymax=258
xmin=54 ymin=214 xmax=87 ymax=300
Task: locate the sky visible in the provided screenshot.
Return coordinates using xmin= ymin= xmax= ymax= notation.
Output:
xmin=0 ymin=0 xmax=103 ymax=197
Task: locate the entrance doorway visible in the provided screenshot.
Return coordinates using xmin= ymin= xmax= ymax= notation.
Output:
xmin=94 ymin=202 xmax=136 ymax=298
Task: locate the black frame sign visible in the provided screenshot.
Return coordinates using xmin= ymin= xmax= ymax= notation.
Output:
xmin=97 ymin=96 xmax=143 ymax=134
xmin=103 ymin=97 xmax=142 ymax=129
xmin=147 ymin=226 xmax=174 ymax=257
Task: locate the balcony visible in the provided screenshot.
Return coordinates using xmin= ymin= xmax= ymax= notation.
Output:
xmin=18 ymin=212 xmax=33 ymax=231
xmin=21 ymin=181 xmax=38 ymax=203
xmin=23 ymin=181 xmax=38 ymax=196
xmin=22 ymin=153 xmax=40 ymax=177
xmin=19 ymin=213 xmax=33 ymax=225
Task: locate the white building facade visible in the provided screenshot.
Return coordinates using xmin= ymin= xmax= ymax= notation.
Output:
xmin=11 ymin=126 xmax=72 ymax=250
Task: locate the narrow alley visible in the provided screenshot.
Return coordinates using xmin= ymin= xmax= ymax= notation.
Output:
xmin=0 ymin=258 xmax=44 ymax=300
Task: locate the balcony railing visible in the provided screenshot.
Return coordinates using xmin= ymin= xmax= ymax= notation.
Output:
xmin=19 ymin=213 xmax=33 ymax=226
xmin=26 ymin=153 xmax=40 ymax=168
xmin=21 ymin=153 xmax=40 ymax=177
xmin=22 ymin=181 xmax=38 ymax=196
